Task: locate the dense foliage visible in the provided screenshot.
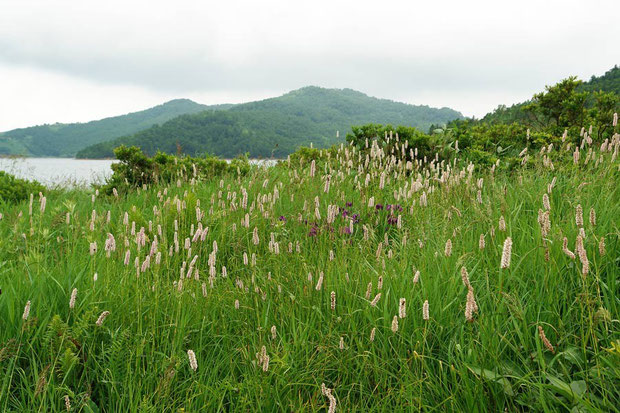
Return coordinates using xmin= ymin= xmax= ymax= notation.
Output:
xmin=341 ymin=70 xmax=619 ymax=170
xmin=76 ymin=86 xmax=463 ymax=159
xmin=0 ymin=99 xmax=221 ymax=157
xmin=100 ymin=145 xmax=250 ymax=195
xmin=0 ymin=171 xmax=45 ymax=204
xmin=481 ymin=66 xmax=619 ymax=126
xmin=0 ymin=126 xmax=618 ymax=411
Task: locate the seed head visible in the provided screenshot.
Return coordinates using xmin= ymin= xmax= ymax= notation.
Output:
xmin=538 ymin=326 xmax=555 ymax=353
xmin=187 ymin=349 xmax=198 ymax=371
xmin=69 ymin=288 xmax=77 ymax=309
xmin=413 ymin=270 xmax=420 ymax=284
xmin=444 ymin=239 xmax=452 ymax=257
xmin=498 ymin=216 xmax=506 ymax=232
xmin=575 ymin=204 xmax=583 ymax=227
xmin=542 ymin=193 xmax=551 ymax=211
xmin=500 ymin=237 xmax=513 ymax=269
xmin=460 ymin=267 xmax=470 ymax=288
xmin=422 ymin=300 xmax=429 ymax=320
xmin=96 ymin=311 xmax=110 ymax=326
xmin=370 ymin=293 xmax=382 ymax=307
xmin=399 ymin=298 xmax=406 ymax=318
xmin=22 ymin=300 xmax=31 ymax=321
xmin=391 ymin=315 xmax=399 ymax=332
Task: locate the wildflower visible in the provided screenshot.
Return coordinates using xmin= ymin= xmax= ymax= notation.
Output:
xmin=187 ymin=350 xmax=198 ymax=371
xmin=465 ymin=287 xmax=478 ymax=322
xmin=40 ymin=196 xmax=46 ymax=214
xmin=365 ymin=282 xmax=372 ymax=299
xmin=96 ymin=311 xmax=110 ymax=326
xmin=575 ymin=235 xmax=589 ymax=276
xmin=542 ymin=194 xmax=550 ymax=211
xmin=64 ymin=395 xmax=71 ymax=412
xmin=422 ymin=300 xmax=429 ymax=320
xmin=399 ymin=298 xmax=406 ymax=318
xmin=339 ymin=336 xmax=344 ymax=349
xmin=391 ymin=315 xmax=399 ymax=332
xmin=589 ymin=208 xmax=596 ymax=226
xmin=321 ymin=383 xmax=337 ymax=413
xmin=271 ymin=325 xmax=277 ymax=340
xmin=575 ymin=204 xmax=583 ymax=227
xmin=444 ymin=239 xmax=452 ymax=257
xmin=93 ymin=272 xmax=98 ymax=282
xmin=23 ymin=300 xmax=31 ymax=320
xmin=69 ymin=288 xmax=77 ymax=309
xmin=315 ymin=272 xmax=324 ymax=290
xmin=370 ymin=327 xmax=376 ymax=342
xmin=413 ymin=270 xmax=420 ymax=284
xmin=460 ymin=267 xmax=470 ymax=288
xmin=478 ymin=233 xmax=485 ymax=250
xmin=370 ymin=293 xmax=382 ymax=307
xmin=562 ymin=237 xmax=575 ymax=259
xmin=252 ymin=227 xmax=259 ymax=245
xmin=599 ymin=236 xmax=606 ymax=256
xmin=498 ymin=216 xmax=506 ymax=232
xmin=500 ymin=237 xmax=512 ymax=269
xmin=89 ymin=242 xmax=97 ymax=256
xmin=235 ymin=299 xmax=240 ymax=309
xmin=538 ymin=326 xmax=555 ymax=353
xmin=330 ymin=291 xmax=336 ymax=310
xmin=377 ymin=276 xmax=383 ymax=290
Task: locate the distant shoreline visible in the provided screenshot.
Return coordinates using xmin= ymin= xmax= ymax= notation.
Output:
xmin=0 ymin=155 xmax=284 ymax=162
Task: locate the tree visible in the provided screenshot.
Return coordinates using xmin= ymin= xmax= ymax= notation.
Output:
xmin=525 ymin=76 xmax=588 ymax=131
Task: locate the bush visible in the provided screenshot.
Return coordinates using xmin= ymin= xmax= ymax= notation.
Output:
xmin=100 ymin=145 xmax=250 ymax=195
xmin=0 ymin=171 xmax=45 ymax=204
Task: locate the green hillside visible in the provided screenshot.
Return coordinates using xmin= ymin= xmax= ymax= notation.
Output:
xmin=0 ymin=99 xmax=229 ymax=157
xmin=480 ymin=66 xmax=619 ymax=125
xmin=76 ymin=86 xmax=462 ymax=159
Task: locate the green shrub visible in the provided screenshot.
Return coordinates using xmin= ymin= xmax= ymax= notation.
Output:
xmin=0 ymin=171 xmax=45 ymax=203
xmin=100 ymin=145 xmax=250 ymax=195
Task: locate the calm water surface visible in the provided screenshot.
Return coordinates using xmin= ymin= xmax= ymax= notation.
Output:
xmin=0 ymin=157 xmax=276 ymax=187
xmin=0 ymin=158 xmax=114 ymax=186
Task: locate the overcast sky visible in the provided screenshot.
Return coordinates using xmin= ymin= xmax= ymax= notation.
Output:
xmin=0 ymin=0 xmax=618 ymax=131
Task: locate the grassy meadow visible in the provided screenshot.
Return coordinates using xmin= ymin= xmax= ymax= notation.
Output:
xmin=0 ymin=136 xmax=619 ymax=411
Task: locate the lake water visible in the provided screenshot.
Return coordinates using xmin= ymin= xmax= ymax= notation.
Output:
xmin=0 ymin=157 xmax=114 ymax=187
xmin=0 ymin=157 xmax=278 ymax=187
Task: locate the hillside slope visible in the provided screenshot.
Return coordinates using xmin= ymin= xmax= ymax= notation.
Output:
xmin=77 ymin=86 xmax=462 ymax=158
xmin=0 ymin=99 xmax=230 ymax=157
xmin=480 ymin=66 xmax=619 ymax=125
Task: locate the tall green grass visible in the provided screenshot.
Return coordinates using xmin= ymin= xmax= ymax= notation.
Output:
xmin=0 ymin=139 xmax=618 ymax=412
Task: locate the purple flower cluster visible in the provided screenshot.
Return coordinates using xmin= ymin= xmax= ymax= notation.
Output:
xmin=375 ymin=203 xmax=403 ymax=225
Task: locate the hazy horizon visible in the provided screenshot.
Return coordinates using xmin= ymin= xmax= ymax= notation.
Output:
xmin=1 ymin=0 xmax=618 ymax=131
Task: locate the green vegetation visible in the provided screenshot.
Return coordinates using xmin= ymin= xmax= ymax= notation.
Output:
xmin=76 ymin=86 xmax=462 ymax=159
xmin=0 ymin=171 xmax=45 ymax=204
xmin=0 ymin=66 xmax=618 ymax=411
xmin=0 ymin=99 xmax=222 ymax=157
xmin=0 ymin=113 xmax=618 ymax=410
xmin=481 ymin=66 xmax=619 ymax=126
xmin=100 ymin=145 xmax=250 ymax=195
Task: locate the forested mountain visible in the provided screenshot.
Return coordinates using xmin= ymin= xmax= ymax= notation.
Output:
xmin=480 ymin=66 xmax=619 ymax=125
xmin=0 ymin=99 xmax=229 ymax=157
xmin=76 ymin=86 xmax=462 ymax=158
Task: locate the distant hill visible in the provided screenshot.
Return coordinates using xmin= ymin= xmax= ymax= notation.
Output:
xmin=480 ymin=66 xmax=619 ymax=124
xmin=76 ymin=86 xmax=463 ymax=159
xmin=0 ymin=99 xmax=231 ymax=157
